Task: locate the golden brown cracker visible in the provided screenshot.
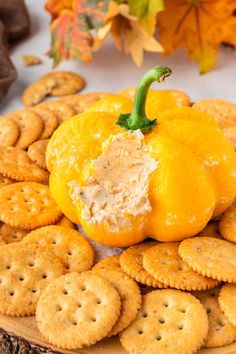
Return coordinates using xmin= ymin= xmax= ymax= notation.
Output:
xmin=120 ymin=242 xmax=166 ymax=288
xmin=37 ymin=101 xmax=76 ymax=124
xmin=0 ymin=175 xmax=15 ymax=188
xmin=0 ymin=243 xmax=64 ymax=316
xmin=59 ymin=92 xmax=112 ymax=113
xmin=8 ymin=109 xmax=43 ymax=149
xmin=193 ymin=99 xmax=236 ymax=128
xmin=22 ymin=78 xmax=56 ymax=107
xmin=219 ymin=203 xmax=236 ymax=243
xmin=0 ymin=182 xmax=62 ymax=230
xmin=219 ymin=284 xmax=236 ymax=327
xmin=120 ymin=289 xmax=208 ymax=354
xmin=27 ymin=139 xmax=49 ymax=170
xmin=179 ymin=236 xmax=236 ymax=282
xmin=23 ymin=225 xmax=94 ymax=272
xmin=55 ymin=215 xmax=75 ymax=229
xmin=93 ymin=255 xmax=123 ymax=273
xmin=40 ymin=71 xmax=85 ymax=96
xmin=36 ymin=271 xmax=121 ymax=349
xmin=93 ymin=269 xmax=141 ymax=336
xmin=194 ymin=287 xmax=236 ymax=348
xmin=143 ymin=242 xmax=218 ymax=291
xmin=0 ymin=116 xmax=20 ymax=147
xmin=31 ymin=107 xmax=58 ymax=139
xmin=198 ymin=221 xmax=222 ymax=239
xmin=0 ymin=146 xmax=49 ymax=182
xmin=0 ymin=223 xmax=28 ymax=243
xmin=22 ymin=54 xmax=42 ymax=67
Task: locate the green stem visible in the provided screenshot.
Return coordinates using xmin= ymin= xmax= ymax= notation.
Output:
xmin=117 ymin=66 xmax=172 ymax=133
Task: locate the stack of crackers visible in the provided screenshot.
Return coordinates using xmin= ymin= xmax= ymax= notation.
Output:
xmin=1 ymin=72 xmax=236 ymax=353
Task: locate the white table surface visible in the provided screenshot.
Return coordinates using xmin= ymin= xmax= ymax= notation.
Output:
xmin=0 ymin=0 xmax=236 ymax=115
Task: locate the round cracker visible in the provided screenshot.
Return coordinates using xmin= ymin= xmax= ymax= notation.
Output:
xmin=0 ymin=243 xmax=64 ymax=316
xmin=22 ymin=78 xmax=56 ymax=107
xmin=93 ymin=269 xmax=141 ymax=336
xmin=36 ymin=272 xmax=121 ymax=349
xmin=120 ymin=289 xmax=208 ymax=354
xmin=143 ymin=243 xmax=218 ymax=291
xmin=31 ymin=107 xmax=58 ymax=139
xmin=0 ymin=175 xmax=15 ymax=188
xmin=219 ymin=203 xmax=236 ymax=243
xmin=22 ymin=226 xmax=94 ymax=273
xmin=179 ymin=236 xmax=236 ymax=282
xmin=27 ymin=139 xmax=49 ymax=170
xmin=193 ymin=99 xmax=236 ymax=128
xmin=0 ymin=182 xmax=62 ymax=230
xmin=7 ymin=109 xmax=43 ymax=149
xmin=93 ymin=255 xmax=123 ymax=273
xmin=55 ymin=215 xmax=75 ymax=229
xmin=37 ymin=101 xmax=76 ymax=124
xmin=0 ymin=116 xmax=19 ymax=147
xmin=0 ymin=146 xmax=49 ymax=182
xmin=59 ymin=92 xmax=112 ymax=114
xmin=194 ymin=287 xmax=236 ymax=348
xmin=40 ymin=71 xmax=85 ymax=96
xmin=198 ymin=221 xmax=222 ymax=239
xmin=120 ymin=242 xmax=166 ymax=288
xmin=219 ymin=284 xmax=236 ymax=327
xmin=0 ymin=223 xmax=28 ymax=243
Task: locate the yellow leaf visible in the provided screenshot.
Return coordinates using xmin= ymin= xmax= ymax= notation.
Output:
xmin=157 ymin=0 xmax=236 ymax=73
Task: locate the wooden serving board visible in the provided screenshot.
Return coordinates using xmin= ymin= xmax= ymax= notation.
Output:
xmin=1 ymin=314 xmax=236 ymax=354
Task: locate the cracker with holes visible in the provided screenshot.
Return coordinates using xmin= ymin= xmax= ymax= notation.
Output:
xmin=22 ymin=226 xmax=94 ymax=273
xmin=55 ymin=215 xmax=75 ymax=229
xmin=0 ymin=147 xmax=49 ymax=183
xmin=36 ymin=101 xmax=76 ymax=124
xmin=120 ymin=289 xmax=208 ymax=354
xmin=93 ymin=255 xmax=123 ymax=273
xmin=0 ymin=182 xmax=62 ymax=230
xmin=0 ymin=116 xmax=20 ymax=147
xmin=93 ymin=269 xmax=141 ymax=336
xmin=219 ymin=203 xmax=236 ymax=243
xmin=22 ymin=78 xmax=56 ymax=107
xmin=143 ymin=243 xmax=218 ymax=291
xmin=0 ymin=243 xmax=64 ymax=316
xmin=198 ymin=221 xmax=222 ymax=239
xmin=7 ymin=109 xmax=43 ymax=149
xmin=40 ymin=71 xmax=85 ymax=96
xmin=31 ymin=107 xmax=58 ymax=139
xmin=193 ymin=288 xmax=236 ymax=347
xmin=179 ymin=236 xmax=236 ymax=282
xmin=27 ymin=139 xmax=49 ymax=170
xmin=219 ymin=284 xmax=236 ymax=327
xmin=0 ymin=223 xmax=28 ymax=243
xmin=36 ymin=272 xmax=121 ymax=349
xmin=120 ymin=242 xmax=166 ymax=288
xmin=59 ymin=93 xmax=111 ymax=114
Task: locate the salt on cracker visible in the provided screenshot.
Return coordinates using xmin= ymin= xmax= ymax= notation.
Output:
xmin=93 ymin=269 xmax=141 ymax=336
xmin=179 ymin=236 xmax=236 ymax=282
xmin=55 ymin=215 xmax=75 ymax=229
xmin=0 ymin=223 xmax=28 ymax=243
xmin=7 ymin=109 xmax=43 ymax=149
xmin=40 ymin=71 xmax=85 ymax=96
xmin=0 ymin=243 xmax=64 ymax=316
xmin=120 ymin=242 xmax=166 ymax=288
xmin=27 ymin=139 xmax=49 ymax=170
xmin=22 ymin=78 xmax=56 ymax=107
xmin=22 ymin=225 xmax=94 ymax=273
xmin=0 ymin=146 xmax=49 ymax=182
xmin=31 ymin=107 xmax=58 ymax=139
xmin=120 ymin=289 xmax=208 ymax=354
xmin=219 ymin=284 xmax=236 ymax=327
xmin=37 ymin=101 xmax=76 ymax=124
xmin=0 ymin=182 xmax=62 ymax=230
xmin=36 ymin=272 xmax=121 ymax=349
xmin=194 ymin=287 xmax=236 ymax=348
xmin=0 ymin=116 xmax=19 ymax=147
xmin=59 ymin=92 xmax=112 ymax=113
xmin=143 ymin=242 xmax=218 ymax=291
xmin=93 ymin=255 xmax=123 ymax=273
xmin=219 ymin=203 xmax=236 ymax=243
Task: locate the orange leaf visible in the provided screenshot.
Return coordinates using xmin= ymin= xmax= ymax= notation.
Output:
xmin=157 ymin=0 xmax=236 ymax=73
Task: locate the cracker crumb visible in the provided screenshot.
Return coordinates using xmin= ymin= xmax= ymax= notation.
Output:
xmin=22 ymin=54 xmax=42 ymax=67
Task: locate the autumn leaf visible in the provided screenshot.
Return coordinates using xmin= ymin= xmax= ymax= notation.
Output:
xmin=46 ymin=0 xmax=109 ymax=67
xmin=129 ymin=0 xmax=164 ymax=35
xmin=95 ymin=1 xmax=163 ymax=66
xmin=157 ymin=0 xmax=236 ymax=73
